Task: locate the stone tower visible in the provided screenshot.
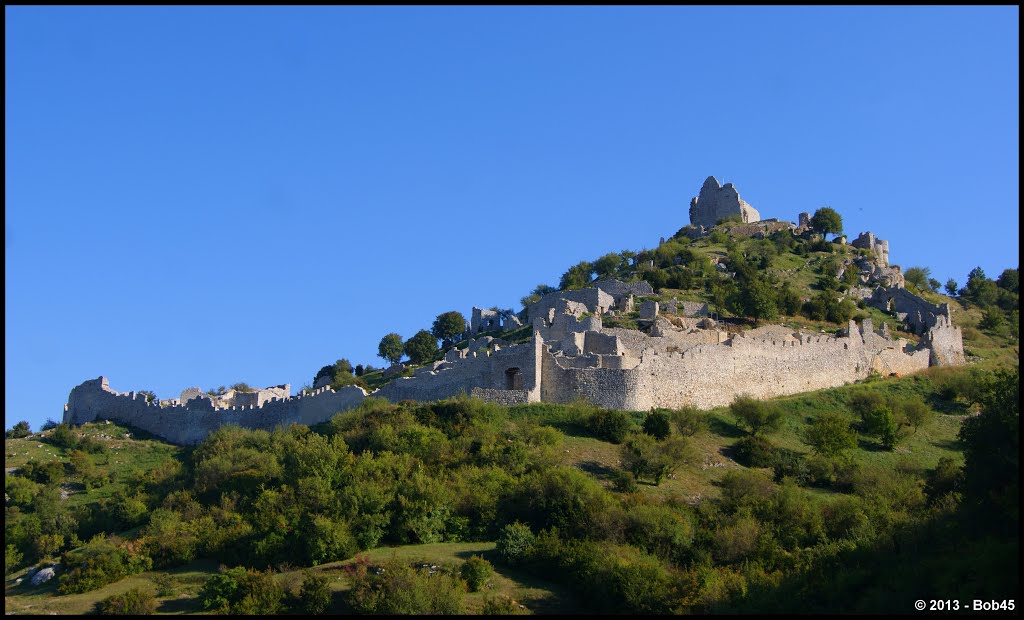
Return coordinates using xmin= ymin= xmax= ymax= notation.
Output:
xmin=689 ymin=176 xmax=761 ymax=229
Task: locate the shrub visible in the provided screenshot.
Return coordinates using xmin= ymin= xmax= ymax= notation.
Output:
xmin=460 ymin=555 xmax=494 ymax=592
xmin=482 ymin=594 xmax=526 ymax=614
xmin=732 ymin=435 xmax=777 ymax=468
xmin=803 ymin=412 xmax=858 ymax=457
xmin=643 ymin=410 xmax=672 ymax=440
xmin=5 ymin=545 xmax=24 ymax=576
xmin=94 ymin=587 xmax=157 ymax=615
xmin=730 ymin=396 xmax=783 ymax=436
xmin=670 ymin=407 xmax=707 ymax=436
xmin=346 ymin=557 xmax=465 ymax=614
xmin=586 ymin=409 xmax=635 ymax=443
xmin=621 ymin=434 xmax=694 ymax=485
xmin=611 ymin=470 xmax=638 ymax=493
xmin=298 ymin=570 xmax=333 ymax=615
xmin=59 ymin=536 xmax=153 ymax=595
xmin=199 ymin=566 xmax=284 ymax=615
xmin=496 ymin=522 xmax=535 ymax=566
xmin=6 ymin=420 xmax=31 ymax=438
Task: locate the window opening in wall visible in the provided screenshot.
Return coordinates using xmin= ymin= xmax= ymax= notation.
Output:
xmin=505 ymin=367 xmax=523 ymax=390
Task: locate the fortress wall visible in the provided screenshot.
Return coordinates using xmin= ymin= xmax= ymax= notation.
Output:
xmin=527 ymin=288 xmax=615 ymax=324
xmin=921 ymin=322 xmax=966 ymax=366
xmin=376 ymin=337 xmax=543 ymax=404
xmin=64 ymin=377 xmax=368 ymax=445
xmin=542 ymin=324 xmax=930 ymax=411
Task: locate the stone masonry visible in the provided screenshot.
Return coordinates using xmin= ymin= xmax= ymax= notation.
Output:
xmin=689 ymin=176 xmax=761 ymax=229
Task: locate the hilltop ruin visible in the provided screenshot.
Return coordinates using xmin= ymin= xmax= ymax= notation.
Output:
xmin=64 ymin=177 xmax=966 ymax=445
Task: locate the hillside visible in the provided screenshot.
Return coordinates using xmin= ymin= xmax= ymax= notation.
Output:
xmin=6 ymin=360 xmax=1018 ymax=614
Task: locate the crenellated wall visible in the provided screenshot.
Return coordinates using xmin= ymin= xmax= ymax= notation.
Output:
xmin=64 ymin=377 xmax=368 ymax=445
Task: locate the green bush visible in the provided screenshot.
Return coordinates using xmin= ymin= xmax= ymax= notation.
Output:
xmin=732 ymin=435 xmax=778 ymax=468
xmin=59 ymin=536 xmax=153 ymax=595
xmin=298 ymin=570 xmax=333 ymax=614
xmin=642 ymin=410 xmax=672 ymax=440
xmin=94 ymin=587 xmax=157 ymax=615
xmin=496 ymin=522 xmax=535 ymax=566
xmin=670 ymin=407 xmax=707 ymax=436
xmin=346 ymin=557 xmax=465 ymax=614
xmin=586 ymin=409 xmax=635 ymax=443
xmin=481 ymin=594 xmax=526 ymax=614
xmin=199 ymin=566 xmax=284 ymax=615
xmin=460 ymin=555 xmax=494 ymax=592
xmin=6 ymin=420 xmax=31 ymax=438
xmin=730 ymin=396 xmax=783 ymax=436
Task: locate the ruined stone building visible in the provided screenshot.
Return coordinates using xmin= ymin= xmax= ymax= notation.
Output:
xmin=63 ymin=177 xmax=966 ymax=445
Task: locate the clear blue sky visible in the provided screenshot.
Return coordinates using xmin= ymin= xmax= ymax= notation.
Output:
xmin=5 ymin=6 xmax=1019 ymax=431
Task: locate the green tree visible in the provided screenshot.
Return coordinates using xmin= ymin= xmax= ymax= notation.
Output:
xmin=958 ymin=368 xmax=1018 ymax=528
xmin=94 ymin=587 xmax=158 ymax=615
xmin=620 ymin=434 xmax=694 ymax=485
xmin=298 ymin=570 xmax=333 ymax=615
xmin=404 ymin=330 xmax=439 ymax=365
xmin=495 ymin=522 xmax=535 ymax=566
xmin=995 ymin=268 xmax=1019 ymax=294
xmin=559 ymin=261 xmax=595 ymax=290
xmin=6 ymin=420 xmax=31 ymax=438
xmin=431 ymin=311 xmax=467 ymax=347
xmin=803 ymin=412 xmax=858 ymax=457
xmin=963 ymin=266 xmax=998 ymax=307
xmin=945 ymin=278 xmax=959 ymax=296
xmin=904 ymin=266 xmax=932 ymax=291
xmin=898 ymin=398 xmax=933 ymax=433
xmin=810 ymin=207 xmax=843 ymax=235
xmin=378 ymin=333 xmax=404 ymax=366
xmin=642 ymin=410 xmax=672 ymax=440
xmin=460 ymin=555 xmax=494 ymax=592
xmin=730 ymin=396 xmax=783 ymax=436
xmin=594 ymin=253 xmax=625 ymax=279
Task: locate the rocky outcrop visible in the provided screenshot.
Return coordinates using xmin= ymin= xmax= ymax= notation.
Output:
xmin=689 ymin=176 xmax=761 ymax=229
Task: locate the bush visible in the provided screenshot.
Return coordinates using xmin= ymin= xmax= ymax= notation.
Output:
xmin=59 ymin=536 xmax=153 ymax=595
xmin=481 ymin=594 xmax=526 ymax=614
xmin=199 ymin=566 xmax=284 ymax=615
xmin=732 ymin=435 xmax=777 ymax=468
xmin=346 ymin=557 xmax=465 ymax=614
xmin=730 ymin=396 xmax=783 ymax=436
xmin=496 ymin=522 xmax=535 ymax=566
xmin=94 ymin=587 xmax=157 ymax=615
xmin=586 ymin=409 xmax=635 ymax=443
xmin=670 ymin=407 xmax=707 ymax=436
xmin=643 ymin=410 xmax=672 ymax=440
xmin=460 ymin=555 xmax=494 ymax=592
xmin=6 ymin=420 xmax=31 ymax=438
xmin=611 ymin=470 xmax=638 ymax=493
xmin=298 ymin=570 xmax=333 ymax=614
xmin=5 ymin=545 xmax=24 ymax=576
xmin=803 ymin=412 xmax=858 ymax=457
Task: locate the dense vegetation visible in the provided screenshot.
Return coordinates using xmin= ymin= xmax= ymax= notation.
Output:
xmin=6 ymin=361 xmax=1018 ymax=614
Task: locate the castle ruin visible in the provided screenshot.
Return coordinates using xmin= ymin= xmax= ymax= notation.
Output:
xmin=63 ymin=177 xmax=966 ymax=445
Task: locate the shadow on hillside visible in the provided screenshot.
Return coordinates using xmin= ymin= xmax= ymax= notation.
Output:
xmin=932 ymin=438 xmax=963 ymax=451
xmin=576 ymin=460 xmax=616 ymax=479
xmin=157 ymin=596 xmax=202 ymax=614
xmin=707 ymin=416 xmax=746 ymax=439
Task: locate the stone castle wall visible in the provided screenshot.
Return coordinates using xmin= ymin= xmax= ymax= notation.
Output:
xmin=64 ymin=377 xmax=368 ymax=445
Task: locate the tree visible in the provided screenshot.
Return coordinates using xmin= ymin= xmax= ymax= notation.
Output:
xmin=6 ymin=420 xmax=31 ymax=439
xmin=431 ymin=311 xmax=467 ymax=347
xmin=803 ymin=412 xmax=858 ymax=457
xmin=378 ymin=333 xmax=404 ymax=366
xmin=355 ymin=364 xmax=365 ymax=377
xmin=730 ymin=396 xmax=783 ymax=436
xmin=559 ymin=261 xmax=594 ymax=290
xmin=621 ymin=434 xmax=694 ymax=485
xmin=995 ymin=268 xmax=1019 ymax=294
xmin=404 ymin=330 xmax=439 ymax=365
xmin=642 ymin=410 xmax=672 ymax=440
xmin=945 ymin=278 xmax=959 ymax=296
xmin=496 ymin=522 xmax=535 ymax=566
xmin=958 ymin=368 xmax=1019 ymax=528
xmin=899 ymin=398 xmax=933 ymax=433
xmin=810 ymin=207 xmax=843 ymax=236
xmin=298 ymin=570 xmax=333 ymax=615
xmin=594 ymin=253 xmax=625 ymax=279
xmin=962 ymin=266 xmax=998 ymax=307
xmin=904 ymin=266 xmax=932 ymax=291
xmin=460 ymin=555 xmax=494 ymax=592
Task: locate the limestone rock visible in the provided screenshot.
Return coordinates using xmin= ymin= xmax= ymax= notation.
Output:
xmin=31 ymin=566 xmax=58 ymax=586
xmin=689 ymin=176 xmax=761 ymax=229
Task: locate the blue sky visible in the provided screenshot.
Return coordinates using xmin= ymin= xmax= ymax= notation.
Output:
xmin=5 ymin=6 xmax=1019 ymax=430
